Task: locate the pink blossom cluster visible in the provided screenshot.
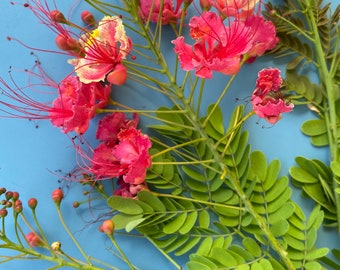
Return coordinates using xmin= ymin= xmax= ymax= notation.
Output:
xmin=50 ymin=76 xmax=111 ymax=134
xmin=138 ymin=0 xmax=185 ymax=25
xmin=172 ymin=4 xmax=278 ymax=78
xmin=251 ymin=68 xmax=294 ymax=124
xmin=88 ymin=113 xmax=152 ymax=188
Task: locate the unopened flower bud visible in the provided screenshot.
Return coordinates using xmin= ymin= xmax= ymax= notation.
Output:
xmin=0 ymin=188 xmax=6 ymax=195
xmin=12 ymin=192 xmax=19 ymax=201
xmin=51 ymin=241 xmax=61 ymax=251
xmin=199 ymin=0 xmax=211 ymax=11
xmin=55 ymin=35 xmax=81 ymax=52
xmin=26 ymin=232 xmax=43 ymax=247
xmin=99 ymin=220 xmax=115 ymax=235
xmin=50 ymin=10 xmax=67 ymax=23
xmin=106 ymin=64 xmax=127 ymax=85
xmin=73 ymin=201 xmax=80 ymax=208
xmin=5 ymin=191 xmax=13 ymax=200
xmin=0 ymin=209 xmax=8 ymax=218
xmin=14 ymin=199 xmax=23 ymax=213
xmin=81 ymin=11 xmax=96 ymax=26
xmin=6 ymin=201 xmax=12 ymax=208
xmin=52 ymin=189 xmax=64 ymax=205
xmin=28 ymin=198 xmax=38 ymax=209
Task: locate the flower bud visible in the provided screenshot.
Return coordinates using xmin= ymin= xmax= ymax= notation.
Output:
xmin=6 ymin=201 xmax=12 ymax=208
xmin=52 ymin=189 xmax=64 ymax=205
xmin=81 ymin=11 xmax=96 ymax=26
xmin=5 ymin=191 xmax=13 ymax=200
xmin=26 ymin=232 xmax=43 ymax=247
xmin=14 ymin=199 xmax=23 ymax=213
xmin=28 ymin=198 xmax=38 ymax=209
xmin=12 ymin=192 xmax=19 ymax=201
xmin=51 ymin=241 xmax=61 ymax=251
xmin=199 ymin=0 xmax=211 ymax=11
xmin=106 ymin=64 xmax=127 ymax=85
xmin=0 ymin=188 xmax=6 ymax=195
xmin=55 ymin=35 xmax=81 ymax=52
xmin=73 ymin=201 xmax=80 ymax=208
xmin=50 ymin=10 xmax=67 ymax=23
xmin=0 ymin=209 xmax=8 ymax=218
xmin=99 ymin=220 xmax=115 ymax=235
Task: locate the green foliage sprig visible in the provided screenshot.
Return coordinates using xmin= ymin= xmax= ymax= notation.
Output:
xmin=264 ymin=0 xmax=340 ymax=236
xmin=84 ymin=1 xmax=334 ymax=268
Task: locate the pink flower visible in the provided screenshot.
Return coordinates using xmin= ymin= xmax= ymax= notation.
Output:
xmin=70 ymin=16 xmax=132 ymax=85
xmin=82 ymin=113 xmax=151 ymax=184
xmin=0 ymin=65 xmax=110 ymax=134
xmin=244 ymin=15 xmax=279 ymax=58
xmin=172 ymin=11 xmax=252 ymax=78
xmin=138 ymin=0 xmax=184 ymax=25
xmin=114 ymin=177 xmax=148 ymax=198
xmin=90 ymin=142 xmax=122 ymax=178
xmin=50 ymin=76 xmax=111 ymax=134
xmin=26 ymin=232 xmax=43 ymax=247
xmin=256 ymin=68 xmax=283 ymax=94
xmin=112 ymin=127 xmax=152 ymax=184
xmin=96 ymin=112 xmax=138 ymax=142
xmin=209 ymin=0 xmax=259 ymax=18
xmin=252 ymin=68 xmax=293 ymax=124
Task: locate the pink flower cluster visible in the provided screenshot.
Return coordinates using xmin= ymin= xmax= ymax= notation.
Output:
xmin=251 ymin=68 xmax=293 ymax=124
xmin=50 ymin=76 xmax=111 ymax=134
xmin=208 ymin=0 xmax=260 ymax=18
xmin=0 ymin=68 xmax=110 ymax=134
xmin=172 ymin=8 xmax=278 ymax=78
xmin=138 ymin=0 xmax=185 ymax=25
xmin=88 ymin=113 xmax=152 ymax=187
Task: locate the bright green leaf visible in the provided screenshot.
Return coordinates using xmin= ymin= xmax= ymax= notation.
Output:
xmin=163 ymin=213 xmax=187 ymax=234
xmin=306 ymin=248 xmax=329 ymax=260
xmin=137 ymin=191 xmax=166 ymax=212
xmin=107 ymin=196 xmax=143 ymax=215
xmin=243 ymin=237 xmax=262 ymax=257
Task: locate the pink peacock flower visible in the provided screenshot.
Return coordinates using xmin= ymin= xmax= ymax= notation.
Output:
xmin=15 ymin=2 xmax=132 ymax=85
xmin=76 ymin=113 xmax=152 ymax=185
xmin=172 ymin=11 xmax=252 ymax=78
xmin=138 ymin=0 xmax=185 ymax=25
xmin=172 ymin=11 xmax=278 ymax=78
xmin=69 ymin=16 xmax=132 ymax=85
xmin=0 ymin=64 xmax=111 ymax=134
xmin=251 ymin=68 xmax=293 ymax=124
xmin=208 ymin=0 xmax=260 ymax=18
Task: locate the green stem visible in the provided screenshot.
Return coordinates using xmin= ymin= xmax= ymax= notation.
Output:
xmin=151 ymin=192 xmax=244 ymax=211
xmin=145 ymin=236 xmax=181 ymax=270
xmin=107 ymin=235 xmax=135 ymax=270
xmin=55 ymin=205 xmax=92 ymax=265
xmin=304 ymin=4 xmax=340 ymax=235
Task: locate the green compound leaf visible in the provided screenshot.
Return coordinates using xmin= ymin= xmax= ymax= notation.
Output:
xmin=331 ymin=161 xmax=340 ymax=177
xmin=137 ymin=191 xmax=166 ymax=212
xmin=107 ymin=196 xmax=143 ymax=215
xmin=301 ymin=119 xmax=327 ymax=136
xmin=242 ymin=237 xmax=262 ymax=257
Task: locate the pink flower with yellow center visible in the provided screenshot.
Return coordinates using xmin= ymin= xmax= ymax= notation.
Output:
xmin=70 ymin=16 xmax=132 ymax=85
xmin=251 ymin=68 xmax=293 ymax=124
xmin=138 ymin=0 xmax=184 ymax=25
